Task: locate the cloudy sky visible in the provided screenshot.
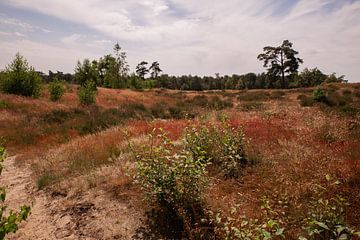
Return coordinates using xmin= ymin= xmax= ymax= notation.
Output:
xmin=0 ymin=0 xmax=359 ymax=81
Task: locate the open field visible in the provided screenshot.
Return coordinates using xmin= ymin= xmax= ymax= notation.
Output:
xmin=1 ymin=83 xmax=360 ymax=239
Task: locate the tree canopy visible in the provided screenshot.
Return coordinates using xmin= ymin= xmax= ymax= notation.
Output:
xmin=258 ymin=40 xmax=303 ymax=88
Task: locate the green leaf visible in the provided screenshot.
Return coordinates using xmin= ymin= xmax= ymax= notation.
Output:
xmin=338 ymin=233 xmax=348 ymax=240
xmin=325 ymin=174 xmax=331 ymax=181
xmin=275 ymin=227 xmax=285 ymax=236
xmin=314 ymin=221 xmax=330 ymax=230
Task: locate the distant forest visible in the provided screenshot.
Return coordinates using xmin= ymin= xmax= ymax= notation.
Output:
xmin=27 ymin=40 xmax=350 ymax=90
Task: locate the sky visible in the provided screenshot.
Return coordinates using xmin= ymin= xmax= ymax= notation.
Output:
xmin=0 ymin=0 xmax=359 ymax=82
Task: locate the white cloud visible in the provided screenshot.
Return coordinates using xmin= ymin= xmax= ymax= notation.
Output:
xmin=1 ymin=0 xmax=360 ymax=81
xmin=0 ymin=39 xmax=102 ymax=72
xmin=0 ymin=15 xmax=52 ymax=33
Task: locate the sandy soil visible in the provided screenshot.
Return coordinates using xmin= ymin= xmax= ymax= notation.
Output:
xmin=1 ymin=156 xmax=144 ymax=240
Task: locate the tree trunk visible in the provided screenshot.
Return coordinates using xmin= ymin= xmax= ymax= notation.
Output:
xmin=280 ymin=51 xmax=285 ymax=88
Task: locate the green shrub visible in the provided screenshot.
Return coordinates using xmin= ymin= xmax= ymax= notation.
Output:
xmin=0 ymin=146 xmax=31 ymax=239
xmin=0 ymin=100 xmax=9 ymax=110
xmin=313 ymin=88 xmax=327 ymax=103
xmin=238 ymin=91 xmax=270 ymax=101
xmin=42 ymin=109 xmax=84 ymax=124
xmin=342 ymin=89 xmax=352 ymax=95
xmin=169 ymin=106 xmax=185 ymax=119
xmin=185 ymin=122 xmax=250 ymax=178
xmin=132 ymin=130 xmax=209 ymax=237
xmin=119 ymin=102 xmax=148 ymax=119
xmin=241 ymin=102 xmax=264 ymax=111
xmin=209 ymin=175 xmax=360 ymax=240
xmin=187 ymin=95 xmax=209 ymax=107
xmin=209 ymin=197 xmax=285 ymax=240
xmin=207 ymin=96 xmax=233 ymax=110
xmin=354 ymin=91 xmax=360 ymax=98
xmin=0 ymin=53 xmax=42 ymax=98
xmin=326 ymin=91 xmax=352 ymax=107
xmin=49 ymin=80 xmax=65 ymax=102
xmin=270 ymin=91 xmax=286 ymax=99
xmin=300 ymin=175 xmax=360 ymax=240
xmin=339 ymin=105 xmax=359 ymax=116
xmin=298 ymin=94 xmax=314 ymax=107
xmin=36 ymin=173 xmax=58 ymax=190
xmin=183 ymin=95 xmax=233 ymax=110
xmin=318 ymin=124 xmax=337 ymax=144
xmin=77 ymin=80 xmax=96 ymax=105
xmin=150 ymin=102 xmax=170 ymax=119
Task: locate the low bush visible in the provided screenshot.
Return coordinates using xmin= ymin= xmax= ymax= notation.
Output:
xmin=354 ymin=91 xmax=360 ymax=98
xmin=49 ymin=80 xmax=65 ymax=102
xmin=342 ymin=89 xmax=352 ymax=95
xmin=42 ymin=109 xmax=85 ymax=124
xmin=150 ymin=102 xmax=170 ymax=119
xmin=238 ymin=91 xmax=270 ymax=102
xmin=270 ymin=90 xmax=286 ymax=99
xmin=187 ymin=95 xmax=209 ymax=107
xmin=120 ymin=102 xmax=148 ymax=119
xmin=326 ymin=91 xmax=352 ymax=107
xmin=298 ymin=94 xmax=315 ymax=107
xmin=183 ymin=95 xmax=233 ymax=110
xmin=169 ymin=106 xmax=185 ymax=119
xmin=209 ymin=175 xmax=360 ymax=240
xmin=207 ymin=96 xmax=233 ymax=110
xmin=0 ymin=100 xmax=9 ymax=110
xmin=209 ymin=197 xmax=285 ymax=240
xmin=301 ymin=175 xmax=360 ymax=240
xmin=185 ymin=121 xmax=251 ymax=178
xmin=317 ymin=124 xmax=337 ymax=144
xmin=78 ymin=80 xmax=96 ymax=105
xmin=132 ymin=129 xmax=209 ymax=238
xmin=313 ymin=88 xmax=327 ymax=103
xmin=37 ymin=173 xmax=58 ymax=190
xmin=241 ymin=102 xmax=264 ymax=111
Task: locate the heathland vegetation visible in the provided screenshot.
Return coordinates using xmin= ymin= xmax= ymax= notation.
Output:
xmin=0 ymin=40 xmax=359 ymax=239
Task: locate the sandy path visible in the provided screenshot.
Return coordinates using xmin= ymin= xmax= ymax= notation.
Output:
xmin=0 ymin=156 xmax=144 ymax=240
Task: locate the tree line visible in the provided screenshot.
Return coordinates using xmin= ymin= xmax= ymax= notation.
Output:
xmin=1 ymin=40 xmax=347 ymax=96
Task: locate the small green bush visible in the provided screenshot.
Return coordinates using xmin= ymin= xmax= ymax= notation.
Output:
xmin=49 ymin=80 xmax=65 ymax=102
xmin=313 ymin=88 xmax=327 ymax=103
xmin=0 ymin=100 xmax=9 ymax=110
xmin=150 ymin=102 xmax=170 ymax=119
xmin=238 ymin=91 xmax=270 ymax=102
xmin=185 ymin=122 xmax=250 ymax=178
xmin=354 ymin=91 xmax=360 ymax=98
xmin=0 ymin=53 xmax=42 ymax=98
xmin=241 ymin=102 xmax=264 ymax=111
xmin=0 ymin=146 xmax=31 ymax=239
xmin=301 ymin=175 xmax=360 ymax=240
xmin=132 ymin=130 xmax=209 ymax=237
xmin=270 ymin=90 xmax=286 ymax=99
xmin=78 ymin=80 xmax=96 ymax=105
xmin=342 ymin=89 xmax=352 ymax=95
xmin=298 ymin=94 xmax=314 ymax=107
xmin=207 ymin=96 xmax=233 ymax=110
xmin=187 ymin=95 xmax=209 ymax=107
xmin=169 ymin=106 xmax=185 ymax=119
xmin=36 ymin=173 xmax=57 ymax=190
xmin=209 ymin=197 xmax=285 ymax=240
xmin=120 ymin=102 xmax=148 ymax=119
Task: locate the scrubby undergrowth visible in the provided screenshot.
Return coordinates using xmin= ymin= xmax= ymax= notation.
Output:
xmin=0 ymin=83 xmax=360 ymax=239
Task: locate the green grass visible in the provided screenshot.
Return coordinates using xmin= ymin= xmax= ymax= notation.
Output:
xmin=37 ymin=173 xmax=58 ymax=190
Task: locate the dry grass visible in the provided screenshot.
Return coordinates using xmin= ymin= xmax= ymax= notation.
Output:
xmin=1 ymin=83 xmax=360 ymax=238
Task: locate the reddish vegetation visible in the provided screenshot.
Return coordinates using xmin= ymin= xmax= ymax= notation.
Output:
xmin=1 ymin=83 xmax=360 ymax=238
